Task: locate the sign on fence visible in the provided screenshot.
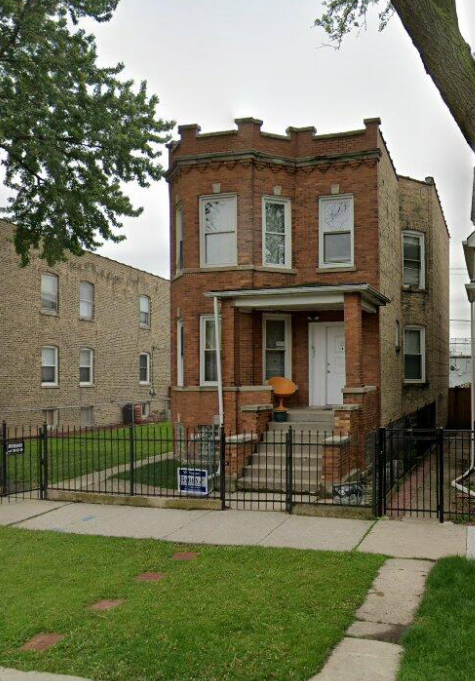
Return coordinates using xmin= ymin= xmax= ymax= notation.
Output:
xmin=177 ymin=468 xmax=209 ymax=496
xmin=332 ymin=482 xmax=364 ymax=505
xmin=6 ymin=440 xmax=25 ymax=456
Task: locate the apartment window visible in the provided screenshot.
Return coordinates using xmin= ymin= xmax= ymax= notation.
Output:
xmin=140 ymin=295 xmax=151 ymax=328
xmin=44 ymin=409 xmax=58 ymax=430
xmin=200 ymin=195 xmax=237 ymax=267
xmin=404 ymin=327 xmax=426 ymax=383
xmin=81 ymin=407 xmax=94 ymax=427
xmin=142 ymin=402 xmax=151 ymax=418
xmin=319 ymin=195 xmax=354 ymax=268
xmin=262 ymin=197 xmax=291 ymax=268
xmin=41 ymin=273 xmax=59 ymax=312
xmin=200 ymin=315 xmax=221 ymax=385
xmin=176 ymin=204 xmax=183 ymax=272
xmin=41 ymin=346 xmax=59 ymax=386
xmin=263 ymin=315 xmax=292 ymax=381
xmin=177 ymin=318 xmax=184 ymax=387
xmin=403 ymin=231 xmax=425 ymax=288
xmin=79 ymin=348 xmax=94 ymax=386
xmin=139 ymin=352 xmax=151 ymax=384
xmin=79 ymin=282 xmax=94 ymax=319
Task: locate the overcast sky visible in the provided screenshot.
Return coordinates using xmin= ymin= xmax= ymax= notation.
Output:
xmin=29 ymin=1 xmax=475 ymax=336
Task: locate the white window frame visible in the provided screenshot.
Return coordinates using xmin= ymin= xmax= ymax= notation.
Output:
xmin=44 ymin=408 xmax=59 ymax=430
xmin=79 ymin=348 xmax=94 ymax=387
xmin=199 ymin=194 xmax=238 ymax=268
xmin=403 ymin=326 xmax=426 ymax=384
xmin=176 ymin=203 xmax=183 ymax=272
xmin=177 ymin=318 xmax=184 ymax=387
xmin=318 ymin=194 xmax=355 ymax=269
xmin=142 ymin=402 xmax=151 ymax=418
xmin=80 ymin=406 xmax=94 ymax=427
xmin=41 ymin=273 xmax=59 ymax=313
xmin=262 ymin=314 xmax=292 ymax=382
xmin=139 ymin=352 xmax=151 ymax=385
xmin=200 ymin=315 xmax=221 ymax=386
xmin=41 ymin=346 xmax=59 ymax=387
xmin=140 ymin=295 xmax=151 ymax=328
xmin=262 ymin=196 xmax=292 ymax=269
xmin=402 ymin=230 xmax=425 ymax=289
xmin=79 ymin=281 xmax=94 ymax=320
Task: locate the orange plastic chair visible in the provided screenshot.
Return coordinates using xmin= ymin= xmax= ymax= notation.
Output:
xmin=267 ymin=377 xmax=298 ymax=412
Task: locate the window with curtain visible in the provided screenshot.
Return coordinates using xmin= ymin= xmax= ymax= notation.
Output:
xmin=200 ymin=196 xmax=237 ymax=267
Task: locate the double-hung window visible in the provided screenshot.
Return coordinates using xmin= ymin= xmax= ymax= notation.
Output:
xmin=200 ymin=315 xmax=221 ymax=385
xmin=177 ymin=319 xmax=184 ymax=387
xmin=404 ymin=327 xmax=426 ymax=383
xmin=403 ymin=231 xmax=425 ymax=288
xmin=80 ymin=282 xmax=94 ymax=320
xmin=200 ymin=195 xmax=237 ymax=267
xmin=140 ymin=295 xmax=151 ymax=328
xmin=139 ymin=352 xmax=151 ymax=384
xmin=319 ymin=195 xmax=354 ymax=268
xmin=176 ymin=204 xmax=183 ymax=272
xmin=79 ymin=348 xmax=94 ymax=386
xmin=41 ymin=346 xmax=59 ymax=386
xmin=263 ymin=315 xmax=292 ymax=381
xmin=81 ymin=407 xmax=94 ymax=427
xmin=41 ymin=273 xmax=59 ymax=313
xmin=262 ymin=197 xmax=291 ymax=268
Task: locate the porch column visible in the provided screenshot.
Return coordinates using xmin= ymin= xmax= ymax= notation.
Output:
xmin=344 ymin=293 xmax=363 ymax=387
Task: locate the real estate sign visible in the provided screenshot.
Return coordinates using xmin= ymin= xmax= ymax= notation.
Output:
xmin=178 ymin=468 xmax=209 ymax=496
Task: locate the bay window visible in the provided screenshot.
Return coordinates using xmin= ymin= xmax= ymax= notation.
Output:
xmin=200 ymin=195 xmax=237 ymax=267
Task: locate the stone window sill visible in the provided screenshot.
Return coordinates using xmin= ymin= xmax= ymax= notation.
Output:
xmin=41 ymin=310 xmax=59 ymax=317
xmin=316 ymin=266 xmax=356 ymax=274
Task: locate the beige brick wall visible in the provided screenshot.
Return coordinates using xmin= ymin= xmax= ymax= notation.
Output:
xmin=0 ymin=221 xmax=170 ymax=429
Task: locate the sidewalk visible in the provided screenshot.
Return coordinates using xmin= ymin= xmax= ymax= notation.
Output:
xmin=0 ymin=498 xmax=468 ymax=559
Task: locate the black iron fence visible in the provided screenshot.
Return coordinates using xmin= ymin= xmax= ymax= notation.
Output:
xmin=4 ymin=420 xmax=475 ymax=522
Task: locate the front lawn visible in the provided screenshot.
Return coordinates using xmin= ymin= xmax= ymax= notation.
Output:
xmin=0 ymin=526 xmax=384 ymax=681
xmin=399 ymin=556 xmax=475 ymax=681
xmin=115 ymin=458 xmax=181 ymax=489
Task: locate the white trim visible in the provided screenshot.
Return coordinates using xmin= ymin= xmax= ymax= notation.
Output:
xmin=41 ymin=345 xmax=59 ymax=387
xmin=402 ymin=230 xmax=425 ymax=289
xmin=205 ymin=283 xmax=389 ymax=305
xmin=308 ymin=322 xmax=345 ymax=406
xmin=318 ymin=194 xmax=354 ymax=269
xmin=262 ymin=196 xmax=292 ymax=269
xmin=79 ymin=281 xmax=94 ymax=320
xmin=177 ymin=318 xmax=184 ymax=387
xmin=262 ymin=314 xmax=292 ymax=382
xmin=200 ymin=314 xmax=221 ymax=386
xmin=199 ymin=194 xmax=238 ymax=268
xmin=139 ymin=295 xmax=151 ymax=328
xmin=79 ymin=347 xmax=94 ymax=387
xmin=403 ymin=325 xmax=426 ymax=384
xmin=41 ymin=272 xmax=59 ymax=313
xmin=139 ymin=352 xmax=151 ymax=385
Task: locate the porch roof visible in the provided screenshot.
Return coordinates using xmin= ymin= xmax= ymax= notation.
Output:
xmin=205 ymin=283 xmax=390 ymax=313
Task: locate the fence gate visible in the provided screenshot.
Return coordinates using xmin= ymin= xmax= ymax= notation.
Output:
xmin=1 ymin=423 xmax=47 ymax=501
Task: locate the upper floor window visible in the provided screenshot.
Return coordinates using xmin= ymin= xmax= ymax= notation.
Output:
xmin=319 ymin=195 xmax=354 ymax=268
xmin=140 ymin=295 xmax=151 ymax=328
xmin=41 ymin=346 xmax=59 ymax=386
xmin=200 ymin=195 xmax=237 ymax=267
xmin=403 ymin=231 xmax=425 ymax=288
xmin=404 ymin=327 xmax=426 ymax=383
xmin=79 ymin=348 xmax=94 ymax=386
xmin=176 ymin=204 xmax=183 ymax=272
xmin=177 ymin=318 xmax=184 ymax=387
xmin=262 ymin=197 xmax=291 ymax=268
xmin=200 ymin=315 xmax=221 ymax=385
xmin=139 ymin=352 xmax=151 ymax=384
xmin=80 ymin=282 xmax=94 ymax=320
xmin=41 ymin=273 xmax=59 ymax=313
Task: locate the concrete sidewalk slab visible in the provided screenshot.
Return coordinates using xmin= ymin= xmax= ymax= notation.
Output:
xmin=466 ymin=526 xmax=475 ymax=559
xmin=309 ymin=637 xmax=402 ymax=681
xmin=166 ymin=509 xmax=288 ymax=546
xmin=358 ymin=518 xmax=467 ymax=559
xmin=0 ymin=668 xmax=91 ymax=681
xmin=260 ymin=515 xmax=372 ymax=551
xmin=0 ymin=500 xmax=68 ymax=526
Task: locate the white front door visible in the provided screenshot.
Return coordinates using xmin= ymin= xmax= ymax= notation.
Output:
xmin=309 ymin=323 xmax=346 ymax=406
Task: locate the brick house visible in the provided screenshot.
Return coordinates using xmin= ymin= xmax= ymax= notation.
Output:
xmin=0 ymin=221 xmax=170 ymax=429
xmin=168 ymin=118 xmax=449 ymax=451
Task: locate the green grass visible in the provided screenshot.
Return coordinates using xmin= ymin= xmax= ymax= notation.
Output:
xmin=115 ymin=458 xmax=181 ymax=489
xmin=0 ymin=526 xmax=384 ymax=681
xmin=399 ymin=556 xmax=475 ymax=681
xmin=5 ymin=422 xmax=172 ymax=488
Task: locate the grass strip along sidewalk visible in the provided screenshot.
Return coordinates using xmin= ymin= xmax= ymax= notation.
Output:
xmin=0 ymin=526 xmax=384 ymax=681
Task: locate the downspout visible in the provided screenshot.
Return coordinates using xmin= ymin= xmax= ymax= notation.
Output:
xmin=213 ymin=295 xmax=224 ymax=428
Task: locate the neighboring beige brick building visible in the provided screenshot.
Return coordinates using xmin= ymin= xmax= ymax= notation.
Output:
xmin=0 ymin=221 xmax=170 ymax=429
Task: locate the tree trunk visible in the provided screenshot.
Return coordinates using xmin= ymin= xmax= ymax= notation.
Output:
xmin=392 ymin=0 xmax=475 ymax=152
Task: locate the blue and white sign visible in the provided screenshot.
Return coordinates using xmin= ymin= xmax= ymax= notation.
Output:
xmin=178 ymin=468 xmax=209 ymax=496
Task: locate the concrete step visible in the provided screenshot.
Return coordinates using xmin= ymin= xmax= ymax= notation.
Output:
xmin=286 ymin=408 xmax=334 ymax=423
xmin=242 ymin=463 xmax=321 ymax=476
xmin=256 ymin=443 xmax=323 ymax=457
xmin=266 ymin=422 xmax=334 ymax=434
xmin=237 ymin=475 xmax=321 ymax=493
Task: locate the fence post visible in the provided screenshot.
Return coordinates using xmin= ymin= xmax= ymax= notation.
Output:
xmin=1 ymin=421 xmax=7 ymax=496
xmin=438 ymin=427 xmax=445 ymax=524
xmin=129 ymin=405 xmax=135 ymax=496
xmin=219 ymin=425 xmax=226 ymax=510
xmin=377 ymin=427 xmax=386 ymax=517
xmin=285 ymin=426 xmax=293 ymax=514
xmin=40 ymin=422 xmax=49 ymax=500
